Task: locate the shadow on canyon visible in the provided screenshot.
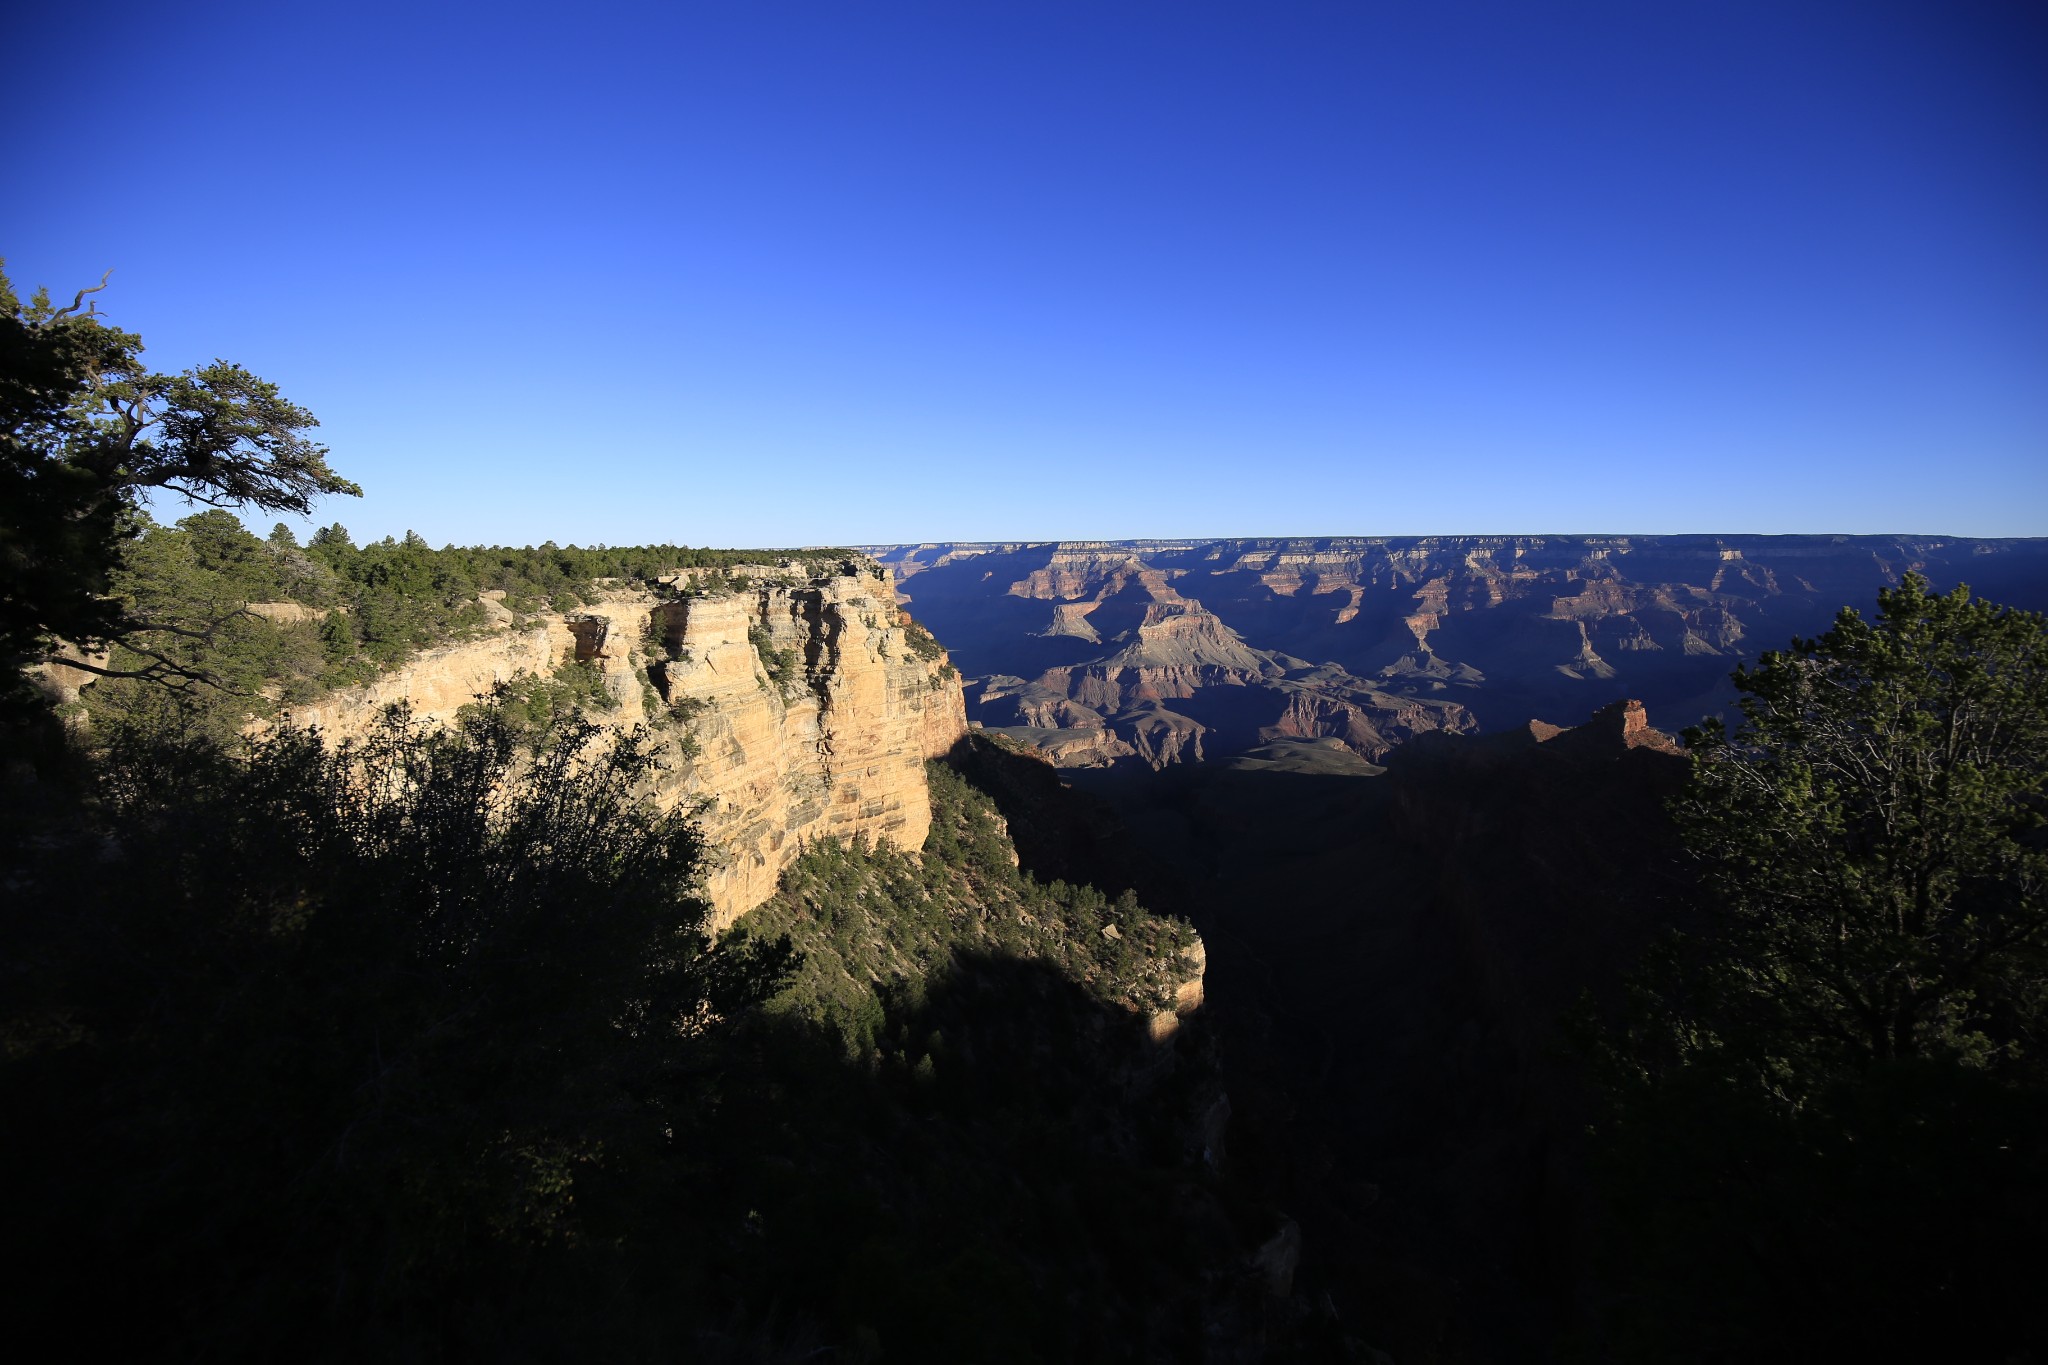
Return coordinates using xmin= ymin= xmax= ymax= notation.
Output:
xmin=1046 ymin=720 xmax=1694 ymax=1363
xmin=9 ymin=912 xmax=1265 ymax=1362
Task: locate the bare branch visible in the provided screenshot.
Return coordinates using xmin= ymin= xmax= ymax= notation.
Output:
xmin=43 ymin=269 xmax=114 ymax=325
xmin=121 ymin=608 xmax=256 ymax=642
xmin=38 ymin=650 xmax=225 ymax=691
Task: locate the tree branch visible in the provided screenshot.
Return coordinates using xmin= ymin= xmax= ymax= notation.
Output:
xmin=42 ymin=270 xmax=113 ymax=325
xmin=38 ymin=651 xmax=224 ymax=690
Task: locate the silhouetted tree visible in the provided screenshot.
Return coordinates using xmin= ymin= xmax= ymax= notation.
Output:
xmin=1672 ymin=572 xmax=2048 ymax=1082
xmin=0 ymin=261 xmax=358 ymax=701
xmin=2 ymin=703 xmax=793 ymax=1358
xmin=1590 ymin=574 xmax=2048 ymax=1362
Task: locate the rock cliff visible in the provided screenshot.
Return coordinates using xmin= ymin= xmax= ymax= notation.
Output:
xmin=281 ymin=561 xmax=967 ymax=931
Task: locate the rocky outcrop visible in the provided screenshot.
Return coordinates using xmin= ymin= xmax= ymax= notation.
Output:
xmin=245 ymin=601 xmax=329 ymax=624
xmin=1573 ymin=696 xmax=1683 ymax=754
xmin=649 ymin=574 xmax=966 ymax=926
xmin=1055 ymin=600 xmax=1275 ymax=703
xmin=284 ymin=618 xmax=583 ymax=733
xmin=278 ymin=563 xmax=967 ymax=931
xmin=27 ymin=644 xmax=110 ymax=707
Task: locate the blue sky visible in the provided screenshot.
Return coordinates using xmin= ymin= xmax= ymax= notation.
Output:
xmin=5 ymin=0 xmax=2044 ymax=545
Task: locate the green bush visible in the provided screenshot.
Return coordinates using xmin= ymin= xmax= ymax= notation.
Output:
xmin=901 ymin=616 xmax=946 ymax=663
xmin=748 ymin=622 xmax=802 ymax=697
xmin=459 ymin=661 xmax=618 ymax=741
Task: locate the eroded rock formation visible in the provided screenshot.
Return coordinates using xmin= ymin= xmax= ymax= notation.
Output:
xmin=281 ymin=563 xmax=967 ymax=930
xmin=869 ymin=534 xmax=2048 ymax=765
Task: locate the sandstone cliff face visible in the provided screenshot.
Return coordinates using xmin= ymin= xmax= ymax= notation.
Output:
xmin=647 ymin=573 xmax=967 ymax=927
xmin=280 ymin=564 xmax=967 ymax=931
xmin=284 ymin=618 xmax=583 ymax=733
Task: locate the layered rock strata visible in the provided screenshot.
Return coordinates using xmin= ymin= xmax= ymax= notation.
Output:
xmin=282 ymin=564 xmax=967 ymax=931
xmin=868 ymin=535 xmax=2048 ymax=762
xmin=897 ymin=543 xmax=1481 ymax=768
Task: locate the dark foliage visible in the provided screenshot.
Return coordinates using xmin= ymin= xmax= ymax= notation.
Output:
xmin=2 ymin=707 xmax=794 ymax=1360
xmin=704 ymin=763 xmax=1242 ymax=1361
xmin=2 ymin=710 xmax=1255 ymax=1362
xmin=689 ymin=954 xmax=1232 ymax=1364
xmin=1586 ymin=575 xmax=2048 ymax=1362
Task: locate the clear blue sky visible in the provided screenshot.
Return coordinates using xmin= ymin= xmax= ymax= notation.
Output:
xmin=6 ymin=0 xmax=2044 ymax=545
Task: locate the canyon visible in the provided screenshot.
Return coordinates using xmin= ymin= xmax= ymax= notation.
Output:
xmin=869 ymin=534 xmax=2048 ymax=765
xmin=52 ymin=530 xmax=2037 ymax=1359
